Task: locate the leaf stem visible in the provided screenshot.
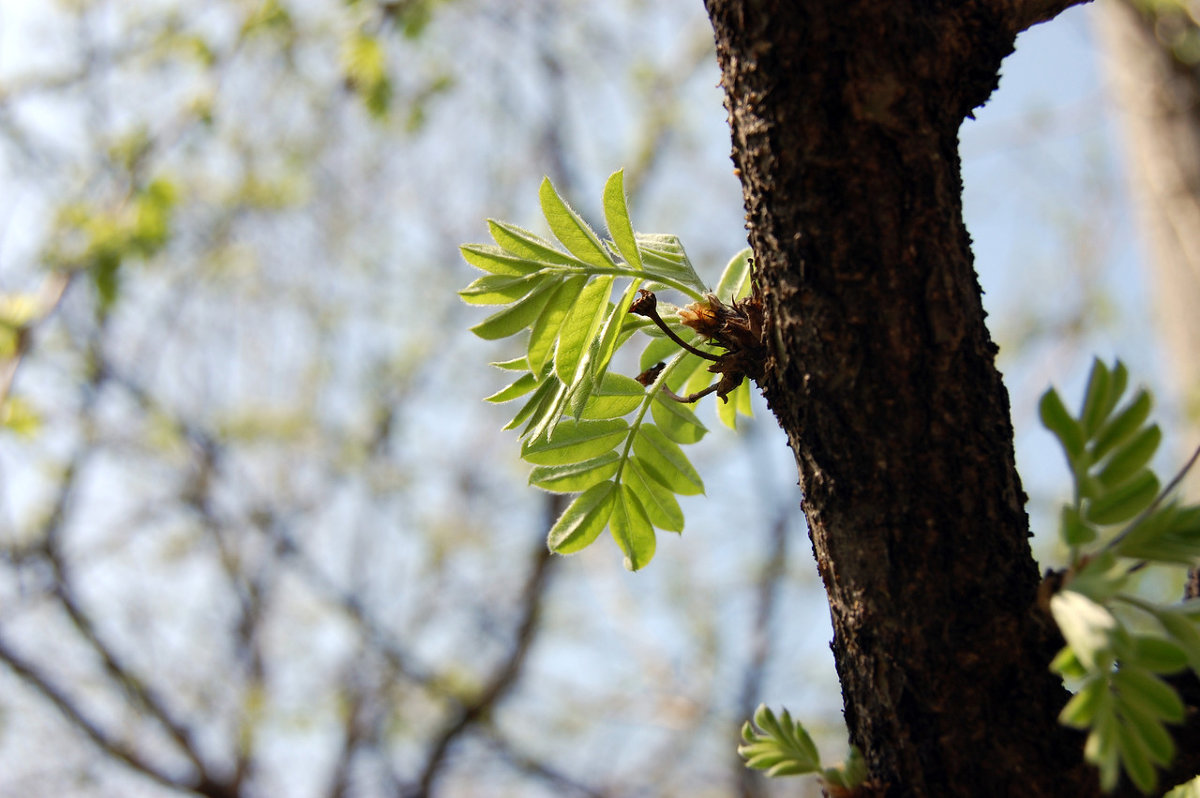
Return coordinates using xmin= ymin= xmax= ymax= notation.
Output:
xmin=629 ymin=290 xmax=721 ymax=362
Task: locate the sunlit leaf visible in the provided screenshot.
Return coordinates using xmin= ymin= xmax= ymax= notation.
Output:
xmin=555 ymin=276 xmax=613 ymax=385
xmin=487 ymin=220 xmax=580 ymax=267
xmin=547 ymin=481 xmax=617 ymax=554
xmin=633 ymin=424 xmax=704 ymax=496
xmin=521 ymin=418 xmax=628 ymax=466
xmin=582 ymin=372 xmax=645 ymax=419
xmin=469 ymin=282 xmax=556 ymax=340
xmin=651 ymin=395 xmax=707 ymax=444
xmin=611 ymin=484 xmax=655 ymax=571
xmin=603 ymin=170 xmax=641 ymax=271
xmin=529 ymin=452 xmax=620 ymax=493
xmin=539 ymin=177 xmax=613 ymax=270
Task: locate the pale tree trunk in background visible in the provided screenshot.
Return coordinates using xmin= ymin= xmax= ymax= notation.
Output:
xmin=1095 ymin=0 xmax=1200 ymax=466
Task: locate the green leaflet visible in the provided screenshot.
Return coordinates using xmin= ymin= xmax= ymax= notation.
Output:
xmin=529 ymin=452 xmax=620 ymax=493
xmin=548 ymin=481 xmax=617 ymax=554
xmin=715 ymin=248 xmax=752 ymax=302
xmin=469 ymin=281 xmax=556 ymax=340
xmin=625 ymin=456 xmax=684 ymax=532
xmin=610 ymin=483 xmax=655 ymax=571
xmin=651 ymin=394 xmax=707 ymax=444
xmin=582 ymin=372 xmax=645 ymax=420
xmin=738 ymin=705 xmax=824 ymax=779
xmin=603 ymin=170 xmax=642 ymax=271
xmin=539 ymin=177 xmax=614 ymax=270
xmin=634 ymin=424 xmax=704 ymax=496
xmin=487 ymin=220 xmax=581 ymax=267
xmin=485 ymin=372 xmax=537 ymax=403
xmin=635 ymin=232 xmax=707 ymax=297
xmin=459 ymin=273 xmax=546 ymax=305
xmin=529 ymin=276 xmax=586 ymax=373
xmin=555 ymin=275 xmax=613 ymax=385
xmin=521 ymin=418 xmax=628 ymax=466
xmin=460 ymin=243 xmax=546 ymax=276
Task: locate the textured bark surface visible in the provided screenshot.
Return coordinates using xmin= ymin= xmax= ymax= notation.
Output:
xmin=703 ymin=2 xmax=1113 ymax=795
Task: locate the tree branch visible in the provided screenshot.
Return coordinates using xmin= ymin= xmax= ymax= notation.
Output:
xmin=403 ymin=495 xmax=562 ymax=798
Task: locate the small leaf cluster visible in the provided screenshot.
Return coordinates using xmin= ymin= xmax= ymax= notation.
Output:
xmin=460 ymin=170 xmax=752 ymax=570
xmin=738 ymin=704 xmax=866 ymax=791
xmin=1041 ymin=358 xmax=1200 ymax=793
xmin=46 ymin=177 xmax=178 ymax=316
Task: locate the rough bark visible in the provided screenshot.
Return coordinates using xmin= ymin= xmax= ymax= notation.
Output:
xmin=703 ymin=2 xmax=1122 ymax=795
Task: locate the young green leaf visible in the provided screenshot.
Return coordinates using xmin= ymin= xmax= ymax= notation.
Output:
xmin=1115 ymin=719 xmax=1159 ymax=794
xmin=555 ymin=276 xmax=614 ymax=385
xmin=485 ymin=372 xmax=538 ymax=403
xmin=529 ymin=452 xmax=620 ymax=493
xmin=624 ymin=457 xmax=685 ymax=532
xmin=1153 ymin=608 xmax=1200 ymax=673
xmin=635 ymin=232 xmax=707 ymax=297
xmin=1128 ymin=636 xmax=1188 ymax=675
xmin=547 ymin=481 xmax=617 ymax=554
xmin=1040 ymin=387 xmax=1085 ymax=461
xmin=469 ymin=282 xmax=556 ymax=340
xmin=1113 ymin=666 xmax=1185 ymax=723
xmin=487 ymin=219 xmax=581 ymax=267
xmin=1085 ymin=469 xmax=1159 ymax=526
xmin=650 ymin=395 xmax=708 ymax=444
xmin=581 ymin=372 xmax=645 ymax=420
xmin=1081 ymin=358 xmax=1114 ymax=437
xmin=521 ymin=418 xmax=627 ymax=466
xmin=715 ymin=247 xmax=752 ymax=302
xmin=590 ymin=280 xmax=640 ymax=385
xmin=611 ymin=484 xmax=655 ymax=571
xmin=1092 ymin=390 xmax=1152 ymax=462
xmin=459 ymin=273 xmax=546 ymax=305
xmin=1097 ymin=425 xmax=1161 ymax=489
xmin=1059 ymin=678 xmax=1107 ymax=729
xmin=460 ymin=243 xmax=546 ymax=276
xmin=539 ymin=177 xmax=614 ymax=270
xmin=528 ymin=276 xmax=587 ymax=373
xmin=633 ymin=423 xmax=705 ymax=496
xmin=504 ymin=377 xmax=559 ymax=431
xmin=603 ymin=170 xmax=641 ymax=271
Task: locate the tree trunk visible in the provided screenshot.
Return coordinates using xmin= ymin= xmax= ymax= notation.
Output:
xmin=702 ymin=2 xmax=1116 ymax=795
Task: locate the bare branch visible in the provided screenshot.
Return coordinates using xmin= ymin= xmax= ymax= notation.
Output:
xmin=403 ymin=496 xmax=563 ymax=798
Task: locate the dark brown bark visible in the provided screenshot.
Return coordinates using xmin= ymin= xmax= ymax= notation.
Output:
xmin=702 ymin=1 xmax=1145 ymax=795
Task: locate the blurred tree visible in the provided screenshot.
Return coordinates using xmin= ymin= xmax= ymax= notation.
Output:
xmin=1095 ymin=0 xmax=1200 ymax=468
xmin=0 ymin=2 xmax=818 ymax=797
